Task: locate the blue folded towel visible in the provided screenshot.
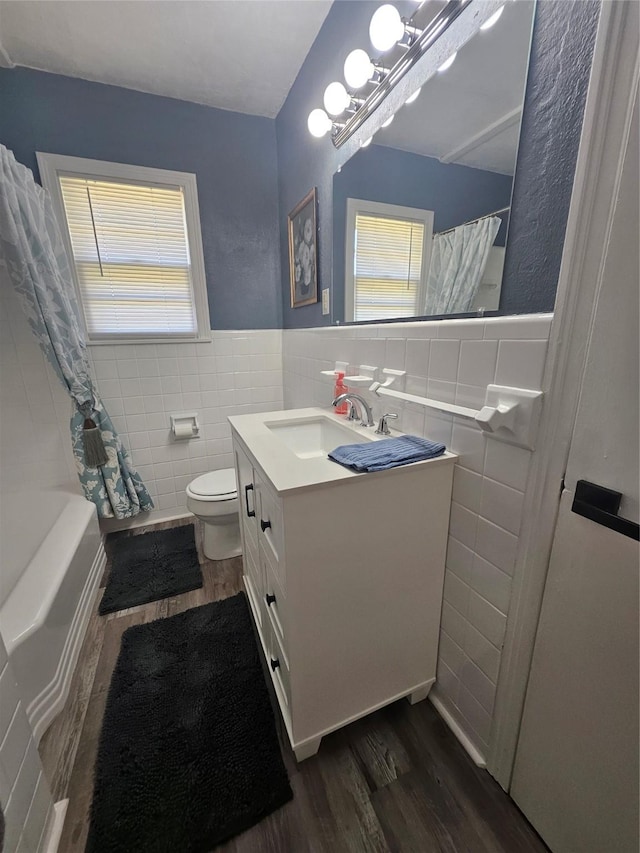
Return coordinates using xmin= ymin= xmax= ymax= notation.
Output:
xmin=328 ymin=434 xmax=446 ymax=473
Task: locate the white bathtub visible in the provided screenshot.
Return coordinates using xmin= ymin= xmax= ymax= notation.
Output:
xmin=0 ymin=491 xmax=105 ymax=743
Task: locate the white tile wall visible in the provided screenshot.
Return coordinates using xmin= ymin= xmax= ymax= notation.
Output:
xmin=89 ymin=330 xmax=283 ymax=517
xmin=0 ymin=636 xmax=53 ymax=853
xmin=282 ymin=313 xmax=552 ymax=759
xmin=1 ymin=266 xmax=283 ymax=522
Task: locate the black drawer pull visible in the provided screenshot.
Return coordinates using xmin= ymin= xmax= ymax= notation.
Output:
xmin=261 ymin=519 xmax=271 ymax=533
xmin=265 ymin=593 xmax=276 ymax=607
xmin=572 ymin=479 xmax=639 ymax=541
xmin=244 ymin=484 xmax=255 ymax=518
xmin=270 ymin=657 xmax=280 ymax=672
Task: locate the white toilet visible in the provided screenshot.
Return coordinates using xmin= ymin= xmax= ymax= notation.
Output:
xmin=185 ymin=468 xmax=242 ymax=560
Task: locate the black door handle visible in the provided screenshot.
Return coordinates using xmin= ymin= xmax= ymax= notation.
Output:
xmin=261 ymin=519 xmax=271 ymax=533
xmin=571 ymin=480 xmax=639 ymax=541
xmin=244 ymin=484 xmax=255 ymax=518
xmin=265 ymin=593 xmax=276 ymax=607
xmin=270 ymin=657 xmax=280 ymax=672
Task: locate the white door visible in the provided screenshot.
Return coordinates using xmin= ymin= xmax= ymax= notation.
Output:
xmin=510 ymin=80 xmax=639 ymax=852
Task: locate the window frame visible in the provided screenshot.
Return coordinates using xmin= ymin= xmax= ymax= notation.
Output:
xmin=345 ymin=198 xmax=434 ymax=323
xmin=37 ymin=152 xmax=211 ymax=344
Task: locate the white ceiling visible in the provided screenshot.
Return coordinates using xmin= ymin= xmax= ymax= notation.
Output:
xmin=0 ymin=0 xmax=333 ymax=118
xmin=376 ymin=1 xmax=535 ymax=175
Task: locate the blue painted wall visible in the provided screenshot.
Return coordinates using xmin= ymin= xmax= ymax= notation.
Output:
xmin=276 ymin=1 xmax=388 ymax=328
xmin=332 ymin=144 xmax=513 ymax=322
xmin=0 ymin=67 xmax=282 ymax=330
xmin=276 ymin=0 xmax=600 ymax=328
xmin=500 ymin=0 xmax=600 ymax=314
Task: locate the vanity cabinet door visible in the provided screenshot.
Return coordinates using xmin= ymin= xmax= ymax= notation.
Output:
xmin=235 ymin=444 xmax=258 ymax=547
xmin=234 ymin=443 xmax=264 ymax=629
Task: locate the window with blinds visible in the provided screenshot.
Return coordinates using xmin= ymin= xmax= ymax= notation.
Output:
xmin=58 ymin=174 xmax=199 ymax=339
xmin=352 ymin=212 xmax=427 ymax=322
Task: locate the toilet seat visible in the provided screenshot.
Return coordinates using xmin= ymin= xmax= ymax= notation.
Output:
xmin=186 ymin=468 xmax=237 ymax=502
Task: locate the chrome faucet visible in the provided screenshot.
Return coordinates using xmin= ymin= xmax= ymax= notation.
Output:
xmin=332 ymin=393 xmax=375 ymax=427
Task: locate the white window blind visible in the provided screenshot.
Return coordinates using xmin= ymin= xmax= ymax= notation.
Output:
xmin=59 ymin=175 xmax=199 ymax=339
xmin=353 ymin=213 xmax=426 ymax=322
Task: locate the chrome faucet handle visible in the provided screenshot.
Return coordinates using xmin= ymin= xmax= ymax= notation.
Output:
xmin=375 ymin=412 xmax=399 ymax=436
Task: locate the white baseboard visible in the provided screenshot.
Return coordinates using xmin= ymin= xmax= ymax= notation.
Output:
xmin=429 ymin=693 xmax=487 ymax=768
xmin=42 ymin=799 xmax=68 ymax=853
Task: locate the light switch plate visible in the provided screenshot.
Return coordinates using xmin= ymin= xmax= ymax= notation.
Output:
xmin=322 ymin=288 xmax=330 ymax=315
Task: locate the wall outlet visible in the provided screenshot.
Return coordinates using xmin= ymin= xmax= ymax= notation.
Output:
xmin=322 ymin=288 xmax=330 ymax=315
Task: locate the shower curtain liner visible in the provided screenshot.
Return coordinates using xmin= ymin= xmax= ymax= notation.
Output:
xmin=0 ymin=144 xmax=153 ymax=519
xmin=424 ymin=215 xmax=501 ymax=315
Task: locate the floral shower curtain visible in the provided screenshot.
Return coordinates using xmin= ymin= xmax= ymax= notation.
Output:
xmin=424 ymin=215 xmax=501 ymax=315
xmin=0 ymin=144 xmax=153 ymax=519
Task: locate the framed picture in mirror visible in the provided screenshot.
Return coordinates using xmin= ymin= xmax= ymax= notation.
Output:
xmin=288 ymin=187 xmax=318 ymax=308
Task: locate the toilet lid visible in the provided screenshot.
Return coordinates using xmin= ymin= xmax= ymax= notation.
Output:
xmin=189 ymin=468 xmax=237 ymax=498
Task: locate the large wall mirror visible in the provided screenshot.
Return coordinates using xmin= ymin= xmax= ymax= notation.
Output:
xmin=332 ymin=0 xmax=535 ymax=324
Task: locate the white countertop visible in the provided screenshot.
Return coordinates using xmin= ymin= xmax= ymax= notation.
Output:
xmin=228 ymin=407 xmax=457 ymax=495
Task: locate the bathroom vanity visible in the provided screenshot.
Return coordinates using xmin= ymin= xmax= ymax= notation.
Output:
xmin=229 ymin=407 xmax=456 ymax=761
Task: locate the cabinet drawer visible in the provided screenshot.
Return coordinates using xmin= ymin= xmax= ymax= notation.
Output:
xmin=266 ymin=620 xmax=290 ymax=711
xmin=263 ymin=565 xmax=287 ymax=654
xmin=260 ymin=529 xmax=286 ymax=603
xmin=256 ymin=476 xmax=284 ymax=566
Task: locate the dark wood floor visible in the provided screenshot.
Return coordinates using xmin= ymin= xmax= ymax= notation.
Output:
xmin=39 ymin=518 xmax=547 ymax=853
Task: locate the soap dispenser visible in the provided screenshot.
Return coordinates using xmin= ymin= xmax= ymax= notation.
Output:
xmin=333 ymin=371 xmax=349 ymax=414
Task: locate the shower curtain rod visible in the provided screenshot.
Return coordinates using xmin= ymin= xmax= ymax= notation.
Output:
xmin=436 ymin=205 xmax=510 ymax=236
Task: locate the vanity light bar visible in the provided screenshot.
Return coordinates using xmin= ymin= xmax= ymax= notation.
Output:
xmin=332 ymin=0 xmax=474 ymax=148
xmin=307 ymin=0 xmax=487 ymax=146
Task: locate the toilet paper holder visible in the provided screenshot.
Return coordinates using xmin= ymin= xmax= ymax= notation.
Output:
xmin=170 ymin=412 xmax=200 ymax=440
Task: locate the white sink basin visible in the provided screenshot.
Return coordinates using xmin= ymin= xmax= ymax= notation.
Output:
xmin=265 ymin=415 xmax=374 ymax=459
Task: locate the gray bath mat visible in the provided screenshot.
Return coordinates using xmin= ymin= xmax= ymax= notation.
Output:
xmin=100 ymin=524 xmax=203 ymax=615
xmin=87 ymin=593 xmax=292 ymax=852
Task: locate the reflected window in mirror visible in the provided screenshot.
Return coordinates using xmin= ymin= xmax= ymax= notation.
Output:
xmin=346 ymin=199 xmax=433 ymax=322
xmin=333 ymin=0 xmax=535 ymax=324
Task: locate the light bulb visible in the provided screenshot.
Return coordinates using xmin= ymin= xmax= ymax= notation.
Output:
xmin=369 ymin=4 xmax=405 ymax=53
xmin=405 ymin=87 xmax=421 ymax=105
xmin=361 ymin=136 xmax=373 ymax=148
xmin=307 ymin=108 xmax=332 ymax=138
xmin=324 ymin=81 xmax=350 ymax=116
xmin=438 ymin=51 xmax=457 ymax=73
xmin=344 ymin=49 xmax=374 ymax=89
xmin=382 ymin=114 xmax=394 ymax=128
xmin=480 ymin=5 xmax=504 ymax=30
